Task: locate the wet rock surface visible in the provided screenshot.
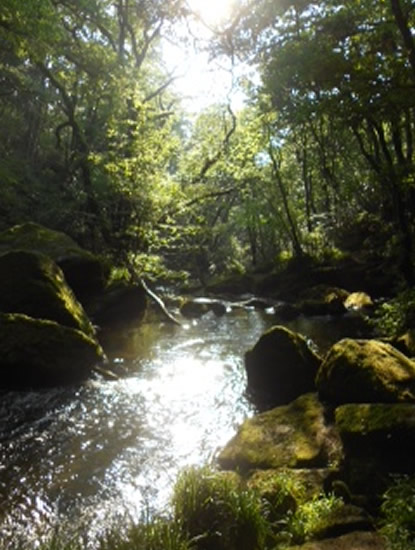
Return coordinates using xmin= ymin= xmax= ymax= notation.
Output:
xmin=245 ymin=325 xmax=321 ymax=407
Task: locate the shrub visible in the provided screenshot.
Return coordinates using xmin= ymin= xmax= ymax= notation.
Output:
xmin=371 ymin=289 xmax=415 ymax=338
xmin=274 ymin=493 xmax=344 ymax=547
xmin=379 ymin=475 xmax=415 ymax=550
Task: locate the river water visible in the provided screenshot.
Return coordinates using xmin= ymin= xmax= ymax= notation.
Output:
xmin=0 ymin=305 xmax=370 ymax=547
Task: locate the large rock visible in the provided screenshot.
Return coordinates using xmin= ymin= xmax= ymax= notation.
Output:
xmin=335 ymin=403 xmax=415 ymax=494
xmin=245 ymin=326 xmax=321 ymax=407
xmin=316 ymin=339 xmax=415 ymax=405
xmin=297 ymin=286 xmax=349 ymax=317
xmin=344 ymin=292 xmax=373 ymax=311
xmin=218 ymin=393 xmax=343 ymax=473
xmin=0 ymin=313 xmax=105 ymax=388
xmin=0 ymin=250 xmax=95 ymax=338
xmin=180 ymin=298 xmax=227 ymax=319
xmin=88 ymin=282 xmax=147 ymax=327
xmin=0 ymin=222 xmax=108 ymax=302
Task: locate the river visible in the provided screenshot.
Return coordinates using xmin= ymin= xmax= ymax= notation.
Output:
xmin=0 ymin=305 xmax=370 ymax=547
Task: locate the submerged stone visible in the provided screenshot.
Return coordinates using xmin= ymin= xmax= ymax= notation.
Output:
xmin=179 ymin=297 xmax=227 ymax=319
xmin=316 ymin=338 xmax=415 ymax=404
xmin=0 ymin=313 xmax=105 ymax=388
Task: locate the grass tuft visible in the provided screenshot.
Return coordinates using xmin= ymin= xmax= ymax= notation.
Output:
xmin=172 ymin=466 xmax=268 ymax=550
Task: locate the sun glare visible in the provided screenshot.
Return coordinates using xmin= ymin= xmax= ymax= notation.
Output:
xmin=187 ymin=0 xmax=236 ymax=26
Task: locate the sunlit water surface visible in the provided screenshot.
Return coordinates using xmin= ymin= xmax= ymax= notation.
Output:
xmin=0 ymin=307 xmax=369 ymax=546
xmin=0 ymin=309 xmax=273 ymax=546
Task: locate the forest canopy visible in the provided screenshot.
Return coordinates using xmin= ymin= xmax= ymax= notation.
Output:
xmin=1 ymin=0 xmax=415 ymax=285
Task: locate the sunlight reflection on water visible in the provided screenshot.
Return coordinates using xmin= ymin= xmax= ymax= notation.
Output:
xmin=0 ymin=305 xmax=371 ymax=546
xmin=0 ymin=309 xmax=271 ymax=546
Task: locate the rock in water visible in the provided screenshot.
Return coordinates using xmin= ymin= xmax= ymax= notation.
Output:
xmin=0 ymin=313 xmax=105 ymax=388
xmin=245 ymin=325 xmax=321 ymax=407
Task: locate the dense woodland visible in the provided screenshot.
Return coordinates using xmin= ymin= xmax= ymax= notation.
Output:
xmin=1 ymin=0 xmax=415 ymax=286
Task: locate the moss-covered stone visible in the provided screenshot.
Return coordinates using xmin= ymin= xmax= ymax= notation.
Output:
xmin=389 ymin=329 xmax=415 ymax=358
xmin=296 ymin=286 xmax=349 ymax=317
xmin=336 ymin=404 xmax=415 ymax=468
xmin=335 ymin=403 xmax=415 ymax=497
xmin=316 ymin=339 xmax=415 ymax=405
xmin=0 ymin=250 xmax=95 ymax=337
xmin=344 ymin=292 xmax=373 ymax=311
xmin=0 ymin=222 xmax=109 ymax=301
xmin=0 ymin=313 xmax=105 ymax=388
xmin=245 ymin=326 xmax=322 ymax=407
xmin=218 ymin=394 xmax=343 ymax=473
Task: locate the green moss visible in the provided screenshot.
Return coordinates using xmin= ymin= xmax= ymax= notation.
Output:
xmin=316 ymin=339 xmax=415 ymax=404
xmin=0 ymin=313 xmax=104 ymax=388
xmin=0 ymin=250 xmax=95 ymax=337
xmin=218 ymin=394 xmax=343 ymax=472
xmin=335 ymin=403 xmax=415 ymax=435
xmin=0 ymin=222 xmax=94 ymax=261
xmin=379 ymin=475 xmax=415 ymax=550
xmin=0 ymin=223 xmax=109 ymax=299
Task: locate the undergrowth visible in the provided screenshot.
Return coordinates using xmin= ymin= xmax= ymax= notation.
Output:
xmin=379 ymin=475 xmax=415 ymax=550
xmin=5 ymin=466 xmax=413 ymax=550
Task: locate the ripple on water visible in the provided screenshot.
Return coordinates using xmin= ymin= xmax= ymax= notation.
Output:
xmin=0 ymin=309 xmax=270 ymax=545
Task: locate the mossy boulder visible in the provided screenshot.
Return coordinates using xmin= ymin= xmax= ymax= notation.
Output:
xmin=388 ymin=329 xmax=415 ymax=358
xmin=0 ymin=313 xmax=105 ymax=388
xmin=218 ymin=393 xmax=343 ymax=473
xmin=308 ymin=503 xmax=373 ymax=540
xmin=344 ymin=292 xmax=373 ymax=311
xmin=335 ymin=403 xmax=415 ymax=494
xmin=297 ymin=286 xmax=349 ymax=317
xmin=245 ymin=326 xmax=322 ymax=407
xmin=316 ymin=339 xmax=415 ymax=405
xmin=0 ymin=250 xmax=95 ymax=338
xmin=0 ymin=222 xmax=108 ymax=302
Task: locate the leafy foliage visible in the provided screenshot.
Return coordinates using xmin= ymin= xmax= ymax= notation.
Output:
xmin=379 ymin=475 xmax=415 ymax=550
xmin=372 ymin=289 xmax=415 ymax=337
